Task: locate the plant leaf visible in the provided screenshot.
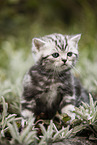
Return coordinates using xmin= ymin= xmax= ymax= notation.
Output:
xmin=24 ymin=131 xmax=36 ymax=144
xmin=20 ymin=117 xmax=35 ymax=142
xmin=89 ymin=94 xmax=95 ymax=115
xmin=72 ymin=124 xmax=86 ymax=135
xmin=7 ymin=121 xmax=21 ymax=143
xmin=39 ymin=124 xmax=46 ymax=136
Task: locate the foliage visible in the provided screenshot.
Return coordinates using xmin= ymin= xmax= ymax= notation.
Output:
xmin=0 ymin=94 xmax=97 ymax=145
xmin=39 ymin=122 xmax=72 ymax=145
xmin=0 ymin=96 xmax=37 ymax=144
xmin=72 ymin=94 xmax=97 ymax=140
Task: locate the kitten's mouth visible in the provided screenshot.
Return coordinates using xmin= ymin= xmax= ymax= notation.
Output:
xmin=61 ymin=63 xmax=67 ymax=66
xmin=61 ymin=64 xmax=69 ymax=70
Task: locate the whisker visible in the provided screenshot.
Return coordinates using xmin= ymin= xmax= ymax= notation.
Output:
xmin=72 ymin=65 xmax=81 ymax=76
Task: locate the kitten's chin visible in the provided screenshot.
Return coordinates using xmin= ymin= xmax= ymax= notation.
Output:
xmin=53 ymin=65 xmax=71 ymax=72
xmin=43 ymin=63 xmax=71 ymax=72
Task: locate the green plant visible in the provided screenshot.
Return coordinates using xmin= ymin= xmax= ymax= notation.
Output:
xmin=0 ymin=96 xmax=37 ymax=145
xmin=1 ymin=94 xmax=97 ymax=145
xmin=39 ymin=121 xmax=72 ymax=145
xmin=72 ymin=94 xmax=97 ymax=140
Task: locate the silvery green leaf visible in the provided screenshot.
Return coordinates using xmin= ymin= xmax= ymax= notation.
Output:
xmin=53 ymin=123 xmax=58 ymax=132
xmin=74 ymin=107 xmax=88 ymax=121
xmin=1 ymin=127 xmax=9 ymax=136
xmin=53 ymin=126 xmax=69 ymax=141
xmin=13 ymin=121 xmax=20 ymax=138
xmin=61 ymin=126 xmax=70 ymax=137
xmin=1 ymin=96 xmax=8 ymax=129
xmin=39 ymin=124 xmax=46 ymax=136
xmin=1 ymin=96 xmax=8 ymax=117
xmin=81 ymin=101 xmax=90 ymax=109
xmin=79 ymin=105 xmax=85 ymax=112
xmin=24 ymin=131 xmax=36 ymax=144
xmin=64 ymin=128 xmax=73 ymax=138
xmin=20 ymin=117 xmax=34 ymax=141
xmin=2 ymin=89 xmax=12 ymax=95
xmin=1 ymin=127 xmax=8 ymax=137
xmin=14 ymin=117 xmax=22 ymax=121
xmin=91 ymin=109 xmax=97 ymax=123
xmin=39 ymin=134 xmax=47 ymax=145
xmin=1 ymin=119 xmax=7 ymax=130
xmin=89 ymin=94 xmax=95 ymax=115
xmin=94 ymin=101 xmax=97 ymax=107
xmin=79 ymin=106 xmax=87 ymax=116
xmin=39 ymin=122 xmax=54 ymax=144
xmin=72 ymin=124 xmax=86 ymax=135
xmin=47 ymin=120 xmax=54 ymax=138
xmin=6 ymin=114 xmax=17 ymax=123
xmin=71 ymin=118 xmax=82 ymax=126
xmin=7 ymin=122 xmax=21 ymax=143
xmin=38 ymin=139 xmax=45 ymax=145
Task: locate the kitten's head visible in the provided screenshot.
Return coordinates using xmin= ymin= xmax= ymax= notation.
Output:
xmin=32 ymin=33 xmax=81 ymax=72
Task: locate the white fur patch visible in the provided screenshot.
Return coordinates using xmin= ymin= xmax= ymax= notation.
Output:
xmin=61 ymin=104 xmax=75 ymax=120
xmin=21 ymin=109 xmax=34 ymax=118
xmin=23 ymin=73 xmax=32 ymax=87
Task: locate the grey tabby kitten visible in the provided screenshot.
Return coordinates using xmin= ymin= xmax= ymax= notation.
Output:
xmin=21 ymin=33 xmax=89 ymax=120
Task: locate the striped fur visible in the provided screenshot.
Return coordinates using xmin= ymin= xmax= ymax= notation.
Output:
xmin=21 ymin=33 xmax=89 ymax=120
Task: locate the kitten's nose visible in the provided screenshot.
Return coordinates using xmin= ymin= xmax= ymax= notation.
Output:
xmin=62 ymin=59 xmax=67 ymax=64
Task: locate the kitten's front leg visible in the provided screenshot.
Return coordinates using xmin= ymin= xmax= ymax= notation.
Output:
xmin=21 ymin=72 xmax=36 ymax=119
xmin=59 ymin=94 xmax=76 ymax=121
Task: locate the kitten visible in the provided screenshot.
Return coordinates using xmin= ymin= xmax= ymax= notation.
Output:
xmin=21 ymin=33 xmax=89 ymax=120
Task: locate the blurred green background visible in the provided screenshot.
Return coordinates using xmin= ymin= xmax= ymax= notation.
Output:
xmin=0 ymin=0 xmax=97 ymax=113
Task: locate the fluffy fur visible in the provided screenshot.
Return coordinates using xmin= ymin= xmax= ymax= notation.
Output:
xmin=21 ymin=33 xmax=89 ymax=119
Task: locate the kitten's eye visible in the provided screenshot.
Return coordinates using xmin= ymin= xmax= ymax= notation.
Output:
xmin=67 ymin=52 xmax=73 ymax=57
xmin=52 ymin=53 xmax=59 ymax=58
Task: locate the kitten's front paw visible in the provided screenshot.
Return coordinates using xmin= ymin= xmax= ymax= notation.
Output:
xmin=21 ymin=109 xmax=34 ymax=119
xmin=61 ymin=104 xmax=75 ymax=121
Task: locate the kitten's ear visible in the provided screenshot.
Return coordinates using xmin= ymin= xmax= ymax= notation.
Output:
xmin=32 ymin=38 xmax=45 ymax=51
xmin=70 ymin=34 xmax=81 ymax=43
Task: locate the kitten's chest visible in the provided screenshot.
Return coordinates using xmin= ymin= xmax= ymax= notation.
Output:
xmin=40 ymin=77 xmax=63 ymax=106
xmin=35 ymin=73 xmax=62 ymax=99
xmin=31 ymin=69 xmax=74 ymax=102
xmin=41 ymin=75 xmax=63 ymax=92
xmin=40 ymin=75 xmax=74 ymax=108
xmin=34 ymin=71 xmax=73 ymax=95
xmin=40 ymin=76 xmax=62 ymax=95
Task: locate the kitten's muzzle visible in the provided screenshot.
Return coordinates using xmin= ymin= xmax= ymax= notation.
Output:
xmin=62 ymin=59 xmax=67 ymax=64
